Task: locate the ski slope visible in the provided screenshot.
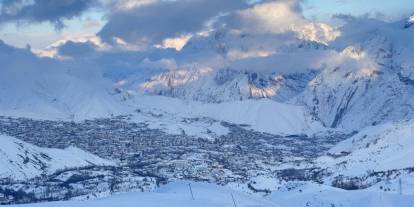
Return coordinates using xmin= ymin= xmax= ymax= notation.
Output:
xmin=9 ymin=182 xmax=280 ymax=207
xmin=9 ymin=180 xmax=414 ymax=207
xmin=272 ymin=182 xmax=414 ymax=207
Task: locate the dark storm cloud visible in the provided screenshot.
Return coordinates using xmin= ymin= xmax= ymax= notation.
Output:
xmin=57 ymin=40 xmax=98 ymax=58
xmin=98 ymin=0 xmax=249 ymax=46
xmin=0 ymin=0 xmax=99 ymax=29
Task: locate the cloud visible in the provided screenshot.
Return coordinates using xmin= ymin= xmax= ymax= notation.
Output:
xmin=104 ymin=0 xmax=157 ymax=11
xmin=228 ymin=50 xmax=336 ymax=74
xmin=0 ymin=0 xmax=99 ymax=29
xmin=139 ymin=58 xmax=178 ymax=70
xmin=40 ymin=0 xmax=339 ymax=75
xmin=32 ymin=34 xmax=108 ymax=58
xmin=57 ymin=40 xmax=98 ymax=58
xmin=4 ymin=0 xmax=344 ymax=77
xmin=295 ymin=22 xmax=340 ymax=43
xmin=98 ymin=0 xmax=248 ymax=48
xmin=220 ymin=0 xmax=305 ymax=33
xmin=217 ymin=0 xmax=340 ymax=44
xmin=156 ymin=35 xmax=192 ymax=51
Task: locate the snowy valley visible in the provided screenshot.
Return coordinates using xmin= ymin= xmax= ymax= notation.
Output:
xmin=1 ymin=0 xmax=414 ymax=206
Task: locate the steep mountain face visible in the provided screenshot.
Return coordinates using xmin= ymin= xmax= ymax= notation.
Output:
xmin=300 ymin=19 xmax=414 ymax=130
xmin=301 ymin=62 xmax=414 ymax=130
xmin=139 ymin=68 xmax=317 ymax=103
xmin=0 ymin=134 xmax=113 ymax=180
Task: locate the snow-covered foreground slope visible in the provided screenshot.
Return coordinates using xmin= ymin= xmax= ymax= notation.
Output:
xmin=318 ymin=120 xmax=414 ymax=177
xmin=272 ymin=182 xmax=414 ymax=207
xmin=9 ymin=180 xmax=414 ymax=207
xmin=10 ymin=182 xmax=280 ymax=207
xmin=0 ymin=135 xmax=114 ymax=180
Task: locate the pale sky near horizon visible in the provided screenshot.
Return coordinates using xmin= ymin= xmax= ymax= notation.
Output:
xmin=303 ymin=0 xmax=414 ymax=23
xmin=0 ymin=0 xmax=413 ymax=49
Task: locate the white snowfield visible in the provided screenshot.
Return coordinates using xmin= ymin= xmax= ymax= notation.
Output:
xmin=130 ymin=95 xmax=323 ymax=135
xmin=9 ymin=182 xmax=280 ymax=207
xmin=0 ymin=135 xmax=114 ymax=180
xmin=0 ymin=90 xmax=323 ymax=136
xmin=318 ymin=120 xmax=414 ymax=177
xmin=272 ymin=182 xmax=414 ymax=207
xmin=9 ymin=180 xmax=414 ymax=207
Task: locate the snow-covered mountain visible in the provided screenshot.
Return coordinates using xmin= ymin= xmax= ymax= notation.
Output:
xmin=300 ymin=17 xmax=414 ymax=130
xmin=129 ymin=15 xmax=414 ymax=132
xmin=139 ymin=68 xmax=317 ymax=103
xmin=0 ymin=134 xmax=113 ymax=180
xmin=404 ymin=14 xmax=414 ymax=28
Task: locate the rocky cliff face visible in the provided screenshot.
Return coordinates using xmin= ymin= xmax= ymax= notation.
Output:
xmin=139 ymin=68 xmax=317 ymax=103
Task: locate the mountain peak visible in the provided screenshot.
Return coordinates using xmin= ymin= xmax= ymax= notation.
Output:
xmin=404 ymin=13 xmax=414 ymax=28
